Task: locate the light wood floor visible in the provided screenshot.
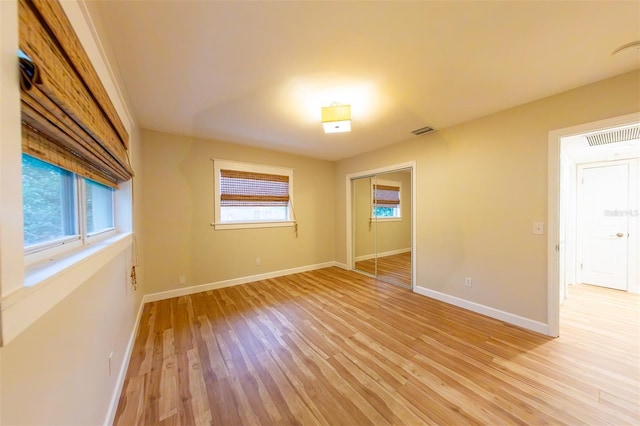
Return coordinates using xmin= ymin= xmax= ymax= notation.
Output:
xmin=115 ymin=269 xmax=640 ymax=425
xmin=355 ymin=251 xmax=412 ymax=287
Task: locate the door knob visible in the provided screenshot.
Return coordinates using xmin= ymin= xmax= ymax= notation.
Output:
xmin=616 ymin=232 xmax=624 ymax=238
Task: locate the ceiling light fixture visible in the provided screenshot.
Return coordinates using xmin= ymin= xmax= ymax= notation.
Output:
xmin=612 ymin=40 xmax=640 ymax=56
xmin=322 ymin=103 xmax=351 ymax=133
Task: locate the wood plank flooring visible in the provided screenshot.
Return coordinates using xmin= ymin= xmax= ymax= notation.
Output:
xmin=115 ymin=268 xmax=640 ymax=425
xmin=355 ymin=251 xmax=412 ymax=287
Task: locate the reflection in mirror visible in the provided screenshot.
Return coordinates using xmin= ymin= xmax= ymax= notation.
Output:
xmin=353 ymin=176 xmax=376 ymax=276
xmin=374 ymin=169 xmax=412 ymax=288
xmin=352 ymin=169 xmax=412 ymax=288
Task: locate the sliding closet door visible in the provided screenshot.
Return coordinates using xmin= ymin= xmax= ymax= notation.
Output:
xmin=373 ymin=170 xmax=412 ymax=288
xmin=353 ymin=176 xmax=376 ymax=276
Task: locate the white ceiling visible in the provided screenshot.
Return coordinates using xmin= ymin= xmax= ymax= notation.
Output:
xmin=88 ymin=1 xmax=640 ymax=161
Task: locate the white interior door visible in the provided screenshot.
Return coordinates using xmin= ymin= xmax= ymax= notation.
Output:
xmin=578 ymin=161 xmax=630 ymax=290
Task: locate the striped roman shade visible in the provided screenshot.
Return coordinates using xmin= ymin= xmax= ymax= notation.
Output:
xmin=220 ymin=170 xmax=290 ymax=207
xmin=18 ymin=0 xmax=133 ymax=188
xmin=373 ymin=184 xmax=400 ymax=207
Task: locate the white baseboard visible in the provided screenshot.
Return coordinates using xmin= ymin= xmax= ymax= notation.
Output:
xmin=354 ymin=247 xmax=411 ymax=262
xmin=104 ymin=298 xmax=145 ymax=426
xmin=142 ymin=261 xmax=339 ymax=303
xmin=413 ymin=286 xmax=549 ymax=335
xmin=334 ymin=262 xmax=349 ymax=270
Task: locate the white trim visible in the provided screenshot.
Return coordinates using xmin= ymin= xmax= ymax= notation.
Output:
xmin=210 ymin=158 xmax=294 ymax=172
xmin=414 ymin=286 xmax=549 ymax=335
xmin=24 ymin=237 xmax=83 ymax=266
xmin=104 ymin=298 xmax=144 ymax=426
xmin=211 ymin=220 xmax=295 ymax=230
xmin=354 ymin=247 xmax=411 ymax=262
xmin=68 ymin=0 xmax=136 ymax=129
xmin=548 ymin=112 xmax=640 ymax=337
xmin=1 ymin=233 xmax=132 ymax=344
xmin=142 ymin=261 xmax=339 ymax=303
xmin=372 ymin=217 xmax=401 ymax=222
xmin=346 ymin=162 xmax=416 ymax=290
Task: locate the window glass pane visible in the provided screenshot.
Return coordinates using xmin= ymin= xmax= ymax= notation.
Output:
xmin=85 ymin=178 xmax=114 ymax=234
xmin=22 ymin=154 xmax=76 ymax=246
xmin=373 ymin=206 xmax=400 ymax=218
xmin=221 ymin=206 xmax=289 ymax=222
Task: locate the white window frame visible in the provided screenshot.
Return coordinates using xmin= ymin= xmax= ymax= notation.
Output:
xmin=371 ymin=179 xmax=402 ymax=222
xmin=23 ymin=169 xmax=117 ymax=267
xmin=212 ymin=160 xmax=295 ymax=230
xmin=83 ymin=178 xmax=117 ymax=241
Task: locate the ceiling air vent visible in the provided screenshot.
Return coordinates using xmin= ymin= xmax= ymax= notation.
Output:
xmin=411 ymin=126 xmax=435 ymax=136
xmin=586 ymin=126 xmax=640 ymax=146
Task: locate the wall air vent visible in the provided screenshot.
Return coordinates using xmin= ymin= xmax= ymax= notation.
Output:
xmin=586 ymin=126 xmax=640 ymax=146
xmin=411 ymin=126 xmax=435 ymax=136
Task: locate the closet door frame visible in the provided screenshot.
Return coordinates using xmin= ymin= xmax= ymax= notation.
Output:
xmin=346 ymin=161 xmax=416 ymax=290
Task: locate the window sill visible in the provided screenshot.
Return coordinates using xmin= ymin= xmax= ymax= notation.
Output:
xmin=1 ymin=232 xmax=132 ymax=345
xmin=370 ymin=217 xmax=402 ymax=222
xmin=211 ymin=221 xmax=295 ymax=230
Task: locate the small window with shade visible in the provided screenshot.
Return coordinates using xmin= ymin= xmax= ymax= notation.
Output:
xmin=213 ymin=160 xmax=295 ymax=230
xmin=372 ymin=180 xmax=401 ymax=220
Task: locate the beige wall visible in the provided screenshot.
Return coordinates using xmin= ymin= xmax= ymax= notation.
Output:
xmin=336 ymin=70 xmax=640 ymax=323
xmin=140 ymin=129 xmax=335 ymax=294
xmin=1 ymin=251 xmax=140 ymax=425
xmin=354 ymin=171 xmax=412 ymax=258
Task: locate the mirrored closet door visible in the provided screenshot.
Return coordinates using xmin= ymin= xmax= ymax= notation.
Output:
xmin=352 ymin=168 xmax=412 ymax=288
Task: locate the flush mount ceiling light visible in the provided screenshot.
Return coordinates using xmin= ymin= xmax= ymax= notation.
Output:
xmin=322 ymin=103 xmax=351 ymax=133
xmin=612 ymin=40 xmax=640 ymax=55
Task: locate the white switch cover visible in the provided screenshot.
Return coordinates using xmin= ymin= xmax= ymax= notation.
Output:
xmin=533 ymin=222 xmax=544 ymax=235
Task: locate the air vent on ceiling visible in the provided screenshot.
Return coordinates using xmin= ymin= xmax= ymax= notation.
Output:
xmin=586 ymin=126 xmax=640 ymax=146
xmin=411 ymin=126 xmax=435 ymax=136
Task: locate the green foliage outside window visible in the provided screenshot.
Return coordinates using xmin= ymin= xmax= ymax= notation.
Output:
xmin=22 ymin=154 xmax=75 ymax=246
xmin=373 ymin=206 xmax=397 ymax=217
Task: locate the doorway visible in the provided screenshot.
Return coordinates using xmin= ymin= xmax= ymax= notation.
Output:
xmin=548 ymin=113 xmax=640 ymax=337
xmin=346 ymin=162 xmax=416 ymax=290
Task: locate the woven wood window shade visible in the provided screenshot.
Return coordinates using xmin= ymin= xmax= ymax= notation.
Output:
xmin=18 ymin=0 xmax=133 ymax=188
xmin=220 ymin=170 xmax=290 ymax=207
xmin=373 ymin=184 xmax=400 ymax=207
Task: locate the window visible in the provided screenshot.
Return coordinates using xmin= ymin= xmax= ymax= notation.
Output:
xmin=23 ymin=154 xmax=116 ymax=263
xmin=22 ymin=154 xmax=77 ymax=247
xmin=85 ymin=179 xmax=115 ymax=234
xmin=213 ymin=160 xmax=294 ymax=229
xmin=372 ymin=180 xmax=401 ymax=220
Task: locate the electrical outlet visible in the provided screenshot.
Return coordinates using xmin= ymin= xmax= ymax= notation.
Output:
xmin=179 ymin=274 xmax=186 ymax=285
xmin=533 ymin=222 xmax=544 ymax=235
xmin=464 ymin=277 xmax=473 ymax=288
xmin=255 ymin=258 xmax=261 ymax=266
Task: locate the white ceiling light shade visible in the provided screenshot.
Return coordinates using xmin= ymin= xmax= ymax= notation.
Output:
xmin=322 ymin=104 xmax=351 ymax=133
xmin=612 ymin=40 xmax=640 ymax=55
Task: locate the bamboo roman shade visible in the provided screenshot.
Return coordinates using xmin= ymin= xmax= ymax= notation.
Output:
xmin=373 ymin=184 xmax=400 ymax=207
xmin=220 ymin=170 xmax=290 ymax=207
xmin=18 ymin=0 xmax=133 ymax=188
